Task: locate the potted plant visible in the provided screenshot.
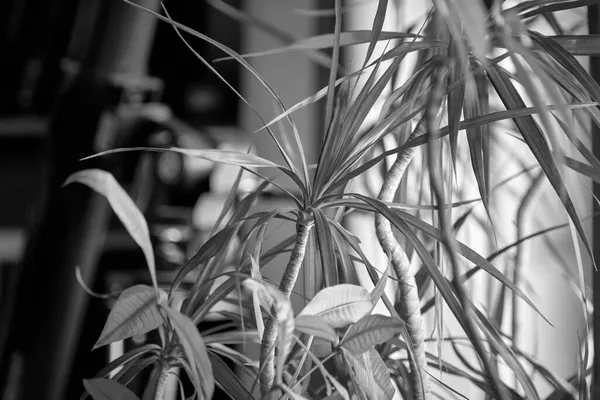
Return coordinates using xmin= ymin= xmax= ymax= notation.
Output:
xmin=72 ymin=0 xmax=598 ymax=399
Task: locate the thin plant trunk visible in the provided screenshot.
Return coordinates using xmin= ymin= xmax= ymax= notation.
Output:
xmin=375 ymin=117 xmax=429 ymax=399
xmin=259 ymin=215 xmax=313 ymax=396
xmin=148 ymin=364 xmax=169 ymax=400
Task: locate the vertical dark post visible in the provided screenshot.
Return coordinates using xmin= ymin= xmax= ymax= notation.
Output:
xmin=0 ymin=1 xmax=161 ymax=400
xmin=589 ymin=5 xmax=600 ymax=400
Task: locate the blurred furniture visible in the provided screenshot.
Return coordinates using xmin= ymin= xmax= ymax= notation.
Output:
xmin=0 ymin=1 xmax=242 ymax=400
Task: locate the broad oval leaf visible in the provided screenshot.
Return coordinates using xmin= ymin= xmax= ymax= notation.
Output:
xmin=344 ymin=348 xmax=395 ymax=400
xmin=363 ymin=0 xmax=388 ymax=66
xmin=472 ymin=307 xmax=540 ymax=400
xmin=341 ymin=315 xmax=404 ymax=355
xmin=83 ymin=378 xmax=140 ymax=400
xmin=64 ymin=169 xmax=158 ymax=291
xmin=162 ymin=305 xmax=214 ymax=400
xmin=294 ymin=315 xmax=338 ymax=343
xmin=170 ymin=147 xmax=281 ymax=168
xmin=94 ymin=285 xmax=166 ymax=349
xmin=299 ymin=284 xmax=372 ymax=328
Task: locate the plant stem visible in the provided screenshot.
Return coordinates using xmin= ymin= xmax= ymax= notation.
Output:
xmin=259 ymin=215 xmax=313 ymax=396
xmin=375 ymin=117 xmax=430 ymax=400
xmin=154 ymin=364 xmax=169 ymax=400
xmin=513 ymin=171 xmax=545 ymax=382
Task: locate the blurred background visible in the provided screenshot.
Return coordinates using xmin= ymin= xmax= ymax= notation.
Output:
xmin=0 ymin=1 xmax=595 ymax=400
xmin=0 ymin=1 xmax=330 ymax=399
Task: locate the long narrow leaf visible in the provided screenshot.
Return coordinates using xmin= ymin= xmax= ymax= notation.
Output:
xmin=314 ymin=209 xmax=339 ymax=286
xmin=94 ymin=285 xmax=166 ymax=349
xmin=382 ymin=202 xmax=549 ymax=324
xmin=125 ymin=0 xmax=311 ymax=192
xmin=518 ymin=0 xmax=600 ymax=19
xmin=363 ymin=0 xmax=388 ymax=66
xmin=215 ymin=30 xmax=422 ymax=59
xmin=92 ymin=344 xmax=160 ymax=380
xmin=455 ymin=0 xmax=488 ymax=60
xmin=209 ymin=352 xmax=257 ymax=400
xmin=487 ymin=65 xmax=595 ymax=267
xmin=85 ymin=146 xmax=282 ymax=168
xmin=162 ymin=305 xmax=215 ymax=399
xmin=259 ymin=41 xmax=444 ymax=132
xmin=464 ymin=61 xmax=492 ymax=223
xmin=324 ymin=0 xmax=342 ymax=130
xmin=347 ymin=196 xmax=472 ymax=346
xmin=64 ymin=169 xmax=158 ymax=292
xmin=175 ymin=222 xmax=240 ymax=298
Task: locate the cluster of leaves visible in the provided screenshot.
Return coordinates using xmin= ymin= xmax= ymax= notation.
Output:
xmin=69 ymin=0 xmax=600 ymax=399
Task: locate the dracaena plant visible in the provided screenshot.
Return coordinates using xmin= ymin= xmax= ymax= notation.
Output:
xmin=69 ymin=0 xmax=600 ymax=399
